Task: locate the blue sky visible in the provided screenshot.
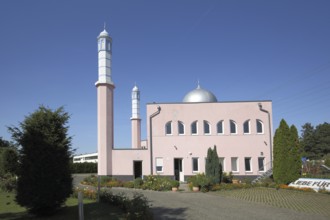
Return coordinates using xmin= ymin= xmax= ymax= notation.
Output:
xmin=1 ymin=0 xmax=329 ymax=154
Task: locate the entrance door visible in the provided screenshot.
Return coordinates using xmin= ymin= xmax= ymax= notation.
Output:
xmin=133 ymin=161 xmax=142 ymax=179
xmin=174 ymin=158 xmax=184 ymax=182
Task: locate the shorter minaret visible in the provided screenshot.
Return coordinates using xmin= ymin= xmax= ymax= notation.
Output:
xmin=131 ymin=85 xmax=141 ymax=148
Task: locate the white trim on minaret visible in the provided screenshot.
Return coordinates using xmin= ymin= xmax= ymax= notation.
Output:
xmin=96 ymin=28 xmax=113 ymax=85
xmin=131 ymin=85 xmax=140 ymax=119
xmin=131 ymin=84 xmax=141 ymax=149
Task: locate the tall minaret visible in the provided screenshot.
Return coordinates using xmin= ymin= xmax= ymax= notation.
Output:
xmin=96 ymin=28 xmax=114 ymax=176
xmin=131 ymin=85 xmax=141 ymax=148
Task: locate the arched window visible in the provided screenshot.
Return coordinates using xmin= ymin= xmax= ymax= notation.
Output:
xmin=257 ymin=120 xmax=264 ymax=134
xmin=230 ymin=120 xmax=237 ymax=134
xmin=165 ymin=121 xmax=172 ymax=135
xmin=204 ymin=120 xmax=211 ymax=135
xmin=243 ymin=120 xmax=250 ymax=134
xmin=217 ymin=120 xmax=224 ymax=134
xmin=178 ymin=121 xmax=185 ymax=135
xmin=191 ymin=121 xmax=198 ymax=135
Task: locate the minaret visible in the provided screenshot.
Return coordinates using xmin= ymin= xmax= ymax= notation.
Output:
xmin=96 ymin=28 xmax=114 ymax=176
xmin=131 ymin=85 xmax=141 ymax=148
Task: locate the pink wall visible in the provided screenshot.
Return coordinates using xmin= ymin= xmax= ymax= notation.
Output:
xmin=146 ymin=101 xmax=272 ymax=177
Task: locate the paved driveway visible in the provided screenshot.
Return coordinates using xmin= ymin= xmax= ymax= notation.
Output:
xmin=110 ymin=187 xmax=328 ymax=220
xmin=73 ymin=175 xmax=328 ymax=220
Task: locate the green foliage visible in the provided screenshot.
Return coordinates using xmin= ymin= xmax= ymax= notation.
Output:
xmin=0 ymin=137 xmax=17 ymax=176
xmin=0 ymin=173 xmax=17 ymax=192
xmin=222 ymin=172 xmax=233 ymax=183
xmin=141 ymin=175 xmax=172 ymax=191
xmin=205 ymin=145 xmax=221 ymax=184
xmin=300 ymin=122 xmax=330 ymax=159
xmin=273 ymin=119 xmax=301 ymax=184
xmin=8 ymin=106 xmax=73 ymax=216
xmin=123 ymin=181 xmax=135 ymax=188
xmin=188 ymin=173 xmax=212 ymax=192
xmin=170 ymin=179 xmax=180 ymax=188
xmin=1 ymin=148 xmax=19 ymax=175
xmin=71 ymin=162 xmax=97 ymax=173
xmin=134 ymin=177 xmax=144 ymax=188
xmin=71 ymin=187 xmax=97 ymax=200
xmin=100 ymin=191 xmax=153 ymax=220
xmin=324 ymin=154 xmax=330 ymax=167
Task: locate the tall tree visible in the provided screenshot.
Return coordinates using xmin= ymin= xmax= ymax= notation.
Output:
xmin=300 ymin=122 xmax=330 ymax=159
xmin=288 ymin=125 xmax=301 ymax=182
xmin=9 ymin=106 xmax=73 ymax=216
xmin=273 ymin=119 xmax=291 ymax=184
xmin=314 ymin=123 xmax=330 ymax=158
xmin=300 ymin=123 xmax=316 ymax=159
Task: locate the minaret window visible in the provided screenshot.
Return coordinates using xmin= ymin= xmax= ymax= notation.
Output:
xmin=178 ymin=121 xmax=185 ymax=135
xmin=191 ymin=121 xmax=198 ymax=135
xmin=165 ymin=121 xmax=172 ymax=135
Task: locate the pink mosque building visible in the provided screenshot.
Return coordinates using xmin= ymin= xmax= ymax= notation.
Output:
xmin=96 ymin=28 xmax=273 ymax=182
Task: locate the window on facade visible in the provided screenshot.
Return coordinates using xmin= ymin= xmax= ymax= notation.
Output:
xmin=219 ymin=157 xmax=225 ymax=171
xmin=243 ymin=120 xmax=250 ymax=134
xmin=230 ymin=120 xmax=237 ymax=134
xmin=156 ymin=158 xmax=163 ymax=172
xmin=191 ymin=121 xmax=198 ymax=135
xmin=178 ymin=121 xmax=185 ymax=135
xmin=204 ymin=120 xmax=211 ymax=135
xmin=217 ymin=120 xmax=224 ymax=134
xmin=165 ymin=121 xmax=172 ymax=135
xmin=257 ymin=120 xmax=264 ymax=134
xmin=245 ymin=157 xmax=252 ymax=172
xmin=258 ymin=157 xmax=265 ymax=171
xmin=192 ymin=158 xmax=199 ymax=172
xmin=231 ymin=157 xmax=238 ymax=172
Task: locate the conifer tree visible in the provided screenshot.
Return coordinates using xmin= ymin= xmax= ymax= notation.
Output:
xmin=288 ymin=125 xmax=301 ymax=181
xmin=9 ymin=106 xmax=73 ymax=216
xmin=273 ymin=119 xmax=302 ymax=184
xmin=273 ymin=119 xmax=291 ymax=184
xmin=205 ymin=145 xmax=221 ymax=184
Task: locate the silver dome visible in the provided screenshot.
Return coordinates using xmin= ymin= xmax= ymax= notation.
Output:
xmin=183 ymin=85 xmax=218 ymax=103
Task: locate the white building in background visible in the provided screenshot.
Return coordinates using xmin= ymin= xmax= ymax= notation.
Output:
xmin=73 ymin=153 xmax=98 ymax=163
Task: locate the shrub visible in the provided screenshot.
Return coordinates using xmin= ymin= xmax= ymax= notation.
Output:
xmin=0 ymin=173 xmax=17 ymax=192
xmin=134 ymin=178 xmax=144 ymax=188
xmin=188 ymin=173 xmax=212 ymax=192
xmin=71 ymin=187 xmax=97 ymax=200
xmin=142 ymin=175 xmax=172 ymax=191
xmin=170 ymin=180 xmax=180 ymax=188
xmin=71 ymin=162 xmax=97 ymax=173
xmin=100 ymin=191 xmax=153 ymax=220
xmin=82 ymin=174 xmax=98 ymax=186
xmin=222 ymin=172 xmax=233 ymax=183
xmin=123 ymin=181 xmax=134 ymax=188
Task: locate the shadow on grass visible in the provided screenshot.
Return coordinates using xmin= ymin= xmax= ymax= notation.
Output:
xmin=0 ymin=202 xmax=125 ymax=220
xmin=151 ymin=206 xmax=188 ymax=220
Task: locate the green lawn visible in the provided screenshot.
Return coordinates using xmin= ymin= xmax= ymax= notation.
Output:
xmin=0 ymin=191 xmax=125 ymax=220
